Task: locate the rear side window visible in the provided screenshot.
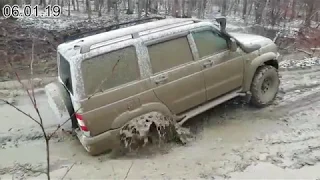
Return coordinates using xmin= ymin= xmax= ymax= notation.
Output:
xmin=147 ymin=36 xmax=193 ymax=74
xmin=59 ymin=54 xmax=73 ymax=94
xmin=192 ymin=30 xmax=228 ymax=58
xmin=81 ymin=46 xmax=140 ymax=95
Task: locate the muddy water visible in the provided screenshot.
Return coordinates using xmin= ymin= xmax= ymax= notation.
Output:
xmin=1 ymin=59 xmax=320 ymax=179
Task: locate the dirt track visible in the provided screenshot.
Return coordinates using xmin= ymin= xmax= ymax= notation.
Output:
xmin=1 ymin=57 xmax=320 ymax=179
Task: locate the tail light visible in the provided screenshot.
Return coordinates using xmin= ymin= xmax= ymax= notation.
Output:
xmin=75 ymin=113 xmax=88 ymax=132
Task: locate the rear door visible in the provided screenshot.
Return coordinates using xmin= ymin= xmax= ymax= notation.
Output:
xmin=191 ymin=29 xmax=244 ymax=101
xmin=79 ymin=46 xmax=154 ymax=136
xmin=146 ymin=34 xmax=206 ymax=114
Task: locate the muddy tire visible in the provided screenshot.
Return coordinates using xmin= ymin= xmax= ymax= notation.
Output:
xmin=250 ymin=65 xmax=280 ymax=108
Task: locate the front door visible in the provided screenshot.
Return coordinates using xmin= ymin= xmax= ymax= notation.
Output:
xmin=191 ymin=29 xmax=244 ymax=100
xmin=146 ymin=35 xmax=206 ymax=114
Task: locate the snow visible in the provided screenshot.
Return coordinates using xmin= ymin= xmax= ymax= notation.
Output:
xmin=280 ymin=57 xmax=320 ymax=70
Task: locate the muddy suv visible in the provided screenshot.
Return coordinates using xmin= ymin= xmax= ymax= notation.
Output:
xmin=45 ymin=17 xmax=280 ymax=155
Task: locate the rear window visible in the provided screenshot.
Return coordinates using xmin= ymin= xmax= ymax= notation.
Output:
xmin=59 ymin=54 xmax=73 ymax=94
xmin=81 ymin=46 xmax=140 ymax=95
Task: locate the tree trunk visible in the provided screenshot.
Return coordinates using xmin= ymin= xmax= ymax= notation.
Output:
xmin=94 ymin=0 xmax=99 ymax=11
xmin=114 ymin=1 xmax=119 ymax=23
xmin=137 ymin=0 xmax=142 ymax=18
xmin=247 ymin=0 xmax=253 ymax=16
xmin=305 ymin=0 xmax=315 ymax=27
xmin=68 ymin=0 xmax=71 ymax=16
xmin=172 ymin=0 xmax=180 ymax=17
xmin=145 ymin=0 xmax=149 ymax=17
xmin=107 ymin=0 xmax=112 ymax=13
xmin=233 ymin=0 xmax=239 ymax=15
xmin=186 ymin=0 xmax=193 ymax=18
xmin=76 ymin=0 xmax=79 ymax=11
xmin=98 ymin=0 xmax=103 ymax=16
xmin=221 ymin=0 xmax=227 ymax=16
xmin=86 ymin=0 xmax=91 ymax=19
xmin=182 ymin=0 xmax=186 ymax=17
xmin=242 ymin=0 xmax=247 ymax=19
xmin=71 ymin=0 xmax=75 ymax=10
xmin=127 ymin=0 xmax=134 ymax=14
xmin=255 ymin=0 xmax=267 ymax=25
xmin=290 ymin=0 xmax=296 ymax=20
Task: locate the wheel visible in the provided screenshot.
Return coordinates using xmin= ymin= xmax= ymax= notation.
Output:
xmin=250 ymin=65 xmax=280 ymax=107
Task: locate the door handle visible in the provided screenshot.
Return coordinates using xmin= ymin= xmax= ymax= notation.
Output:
xmin=203 ymin=61 xmax=213 ymax=68
xmin=154 ymin=74 xmax=168 ymax=85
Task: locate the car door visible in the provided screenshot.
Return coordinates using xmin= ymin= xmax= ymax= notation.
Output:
xmin=191 ymin=29 xmax=244 ymax=101
xmin=146 ymin=34 xmax=206 ymax=115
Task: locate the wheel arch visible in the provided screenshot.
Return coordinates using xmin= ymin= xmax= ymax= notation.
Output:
xmin=243 ymin=52 xmax=279 ymax=91
xmin=111 ymin=102 xmax=175 ymax=129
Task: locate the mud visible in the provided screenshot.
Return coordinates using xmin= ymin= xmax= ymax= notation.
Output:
xmin=1 ymin=56 xmax=320 ymax=179
xmin=120 ymin=112 xmax=192 ymax=152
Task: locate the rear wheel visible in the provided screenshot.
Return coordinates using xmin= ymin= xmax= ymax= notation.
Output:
xmin=250 ymin=65 xmax=280 ymax=107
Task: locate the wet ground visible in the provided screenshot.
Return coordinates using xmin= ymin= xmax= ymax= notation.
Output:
xmin=1 ymin=57 xmax=320 ymax=179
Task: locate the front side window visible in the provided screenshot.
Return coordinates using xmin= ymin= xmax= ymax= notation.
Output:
xmin=81 ymin=46 xmax=140 ymax=95
xmin=59 ymin=54 xmax=73 ymax=94
xmin=147 ymin=36 xmax=194 ymax=74
xmin=192 ymin=30 xmax=228 ymax=58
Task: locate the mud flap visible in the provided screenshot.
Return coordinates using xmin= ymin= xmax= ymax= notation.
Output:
xmin=45 ymin=81 xmax=75 ymax=131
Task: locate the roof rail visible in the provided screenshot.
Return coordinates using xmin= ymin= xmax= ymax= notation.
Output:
xmin=63 ymin=16 xmax=165 ymax=42
xmin=79 ymin=18 xmax=195 ymax=54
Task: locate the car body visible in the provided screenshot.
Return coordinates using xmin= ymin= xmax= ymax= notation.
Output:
xmin=45 ymin=18 xmax=280 ymax=155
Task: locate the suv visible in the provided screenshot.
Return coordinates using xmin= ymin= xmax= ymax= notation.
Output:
xmin=45 ymin=17 xmax=280 ymax=155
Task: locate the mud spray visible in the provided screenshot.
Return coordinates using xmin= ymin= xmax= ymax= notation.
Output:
xmin=119 ymin=112 xmax=193 ymax=153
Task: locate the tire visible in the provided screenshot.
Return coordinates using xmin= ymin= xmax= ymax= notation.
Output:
xmin=250 ymin=65 xmax=280 ymax=108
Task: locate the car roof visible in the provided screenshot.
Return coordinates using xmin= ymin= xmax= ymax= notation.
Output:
xmin=57 ymin=18 xmax=216 ymax=61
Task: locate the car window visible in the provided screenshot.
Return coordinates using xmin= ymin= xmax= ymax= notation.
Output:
xmin=147 ymin=36 xmax=193 ymax=74
xmin=81 ymin=46 xmax=140 ymax=95
xmin=59 ymin=54 xmax=73 ymax=94
xmin=192 ymin=30 xmax=228 ymax=58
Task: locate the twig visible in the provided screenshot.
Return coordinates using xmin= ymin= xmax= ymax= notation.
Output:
xmin=123 ymin=161 xmax=134 ymax=180
xmin=273 ymin=30 xmax=281 ymax=42
xmin=47 ymin=108 xmax=80 ymax=140
xmin=61 ymin=162 xmax=75 ymax=180
xmin=0 ymin=99 xmax=41 ymax=127
xmin=297 ymin=48 xmax=313 ymax=56
xmin=30 ymin=37 xmax=36 ymax=106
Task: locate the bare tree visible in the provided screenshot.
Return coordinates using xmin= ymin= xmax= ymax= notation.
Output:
xmin=172 ymin=0 xmax=180 ymax=17
xmin=86 ymin=0 xmax=91 ymax=19
xmin=221 ymin=0 xmax=227 ymax=16
xmin=76 ymin=0 xmax=79 ymax=11
xmin=255 ymin=0 xmax=267 ymax=25
xmin=127 ymin=0 xmax=134 ymax=14
xmin=305 ymin=0 xmax=315 ymax=27
xmin=242 ymin=0 xmax=248 ymax=19
xmin=186 ymin=0 xmax=194 ymax=18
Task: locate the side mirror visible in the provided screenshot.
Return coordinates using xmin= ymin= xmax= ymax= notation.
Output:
xmin=229 ymin=38 xmax=237 ymax=52
xmin=215 ymin=16 xmax=227 ymax=33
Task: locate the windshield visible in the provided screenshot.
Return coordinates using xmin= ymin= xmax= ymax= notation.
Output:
xmin=58 ymin=54 xmax=73 ymax=94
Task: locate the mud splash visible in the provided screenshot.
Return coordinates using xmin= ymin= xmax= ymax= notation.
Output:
xmin=119 ymin=112 xmax=193 ymax=152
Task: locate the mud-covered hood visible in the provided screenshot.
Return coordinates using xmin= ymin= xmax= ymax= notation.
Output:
xmin=229 ymin=32 xmax=273 ymax=47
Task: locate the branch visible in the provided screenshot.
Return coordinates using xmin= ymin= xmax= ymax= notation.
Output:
xmin=297 ymin=48 xmax=313 ymax=56
xmin=47 ymin=108 xmax=80 ymax=140
xmin=61 ymin=162 xmax=75 ymax=180
xmin=0 ymin=99 xmax=41 ymax=127
xmin=123 ymin=161 xmax=134 ymax=180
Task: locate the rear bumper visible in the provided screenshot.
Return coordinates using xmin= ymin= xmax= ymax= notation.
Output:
xmin=76 ymin=128 xmax=121 ymax=155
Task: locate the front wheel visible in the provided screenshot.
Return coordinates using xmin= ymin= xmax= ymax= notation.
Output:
xmin=250 ymin=65 xmax=280 ymax=108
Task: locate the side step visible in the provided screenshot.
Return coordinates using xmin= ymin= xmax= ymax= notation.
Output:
xmin=177 ymin=89 xmax=245 ymax=125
